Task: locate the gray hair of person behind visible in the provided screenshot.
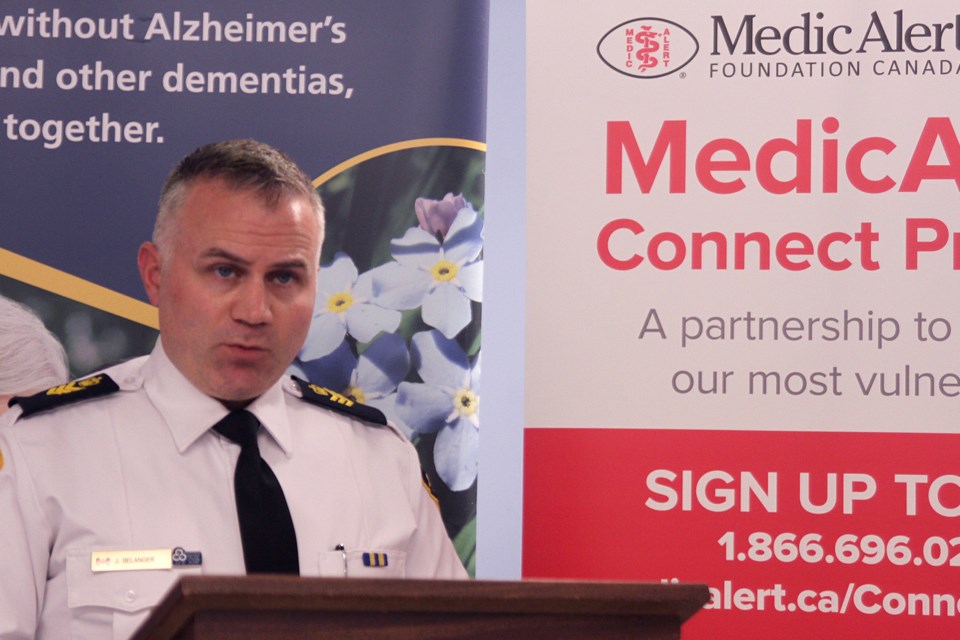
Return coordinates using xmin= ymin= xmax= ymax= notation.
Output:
xmin=0 ymin=296 xmax=69 ymax=395
xmin=152 ymin=139 xmax=325 ymax=255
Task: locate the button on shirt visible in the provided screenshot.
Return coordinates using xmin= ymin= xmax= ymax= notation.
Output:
xmin=0 ymin=342 xmax=467 ymax=640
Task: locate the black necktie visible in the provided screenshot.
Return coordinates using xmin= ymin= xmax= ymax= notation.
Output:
xmin=213 ymin=410 xmax=300 ymax=575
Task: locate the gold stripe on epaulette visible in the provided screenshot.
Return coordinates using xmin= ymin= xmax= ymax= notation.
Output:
xmin=45 ymin=376 xmax=105 ymax=396
xmin=307 ymin=383 xmax=354 ymax=406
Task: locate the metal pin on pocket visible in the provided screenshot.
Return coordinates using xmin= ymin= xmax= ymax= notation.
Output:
xmin=335 ymin=544 xmax=347 ymax=577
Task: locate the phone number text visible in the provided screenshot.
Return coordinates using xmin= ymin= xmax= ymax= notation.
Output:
xmin=718 ymin=531 xmax=960 ymax=567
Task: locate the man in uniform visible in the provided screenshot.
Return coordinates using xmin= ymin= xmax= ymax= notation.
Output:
xmin=0 ymin=140 xmax=466 ymax=640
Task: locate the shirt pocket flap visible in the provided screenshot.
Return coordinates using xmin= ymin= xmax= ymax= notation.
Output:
xmin=66 ymin=548 xmax=195 ymax=613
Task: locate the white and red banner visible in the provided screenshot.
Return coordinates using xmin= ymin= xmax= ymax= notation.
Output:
xmin=524 ymin=1 xmax=960 ymax=637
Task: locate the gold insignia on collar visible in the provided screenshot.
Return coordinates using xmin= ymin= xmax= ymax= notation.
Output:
xmin=307 ymin=383 xmax=354 ymax=406
xmin=46 ymin=376 xmax=104 ymax=396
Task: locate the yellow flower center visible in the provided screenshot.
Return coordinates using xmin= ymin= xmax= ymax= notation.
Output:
xmin=327 ymin=291 xmax=354 ymax=313
xmin=431 ymin=260 xmax=459 ymax=282
xmin=454 ymin=389 xmax=479 ymax=417
xmin=345 ymin=386 xmax=367 ymax=404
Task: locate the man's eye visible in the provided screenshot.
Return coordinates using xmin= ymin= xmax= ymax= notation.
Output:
xmin=215 ymin=265 xmax=236 ymax=278
xmin=273 ymin=272 xmax=295 ymax=285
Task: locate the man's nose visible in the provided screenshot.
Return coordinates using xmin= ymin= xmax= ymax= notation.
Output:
xmin=232 ymin=279 xmax=272 ymax=325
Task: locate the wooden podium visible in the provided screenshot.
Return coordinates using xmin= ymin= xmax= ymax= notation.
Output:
xmin=131 ymin=576 xmax=709 ymax=640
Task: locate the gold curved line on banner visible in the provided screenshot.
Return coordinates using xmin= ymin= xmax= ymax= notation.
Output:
xmin=0 ymin=138 xmax=485 ymax=329
xmin=312 ymin=137 xmax=487 ymax=186
xmin=0 ymin=247 xmax=159 ymax=329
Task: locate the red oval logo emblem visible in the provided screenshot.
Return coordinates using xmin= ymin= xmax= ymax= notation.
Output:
xmin=597 ymin=18 xmax=699 ymax=79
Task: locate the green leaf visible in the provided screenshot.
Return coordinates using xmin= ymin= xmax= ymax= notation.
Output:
xmin=453 ymin=516 xmax=477 ymax=577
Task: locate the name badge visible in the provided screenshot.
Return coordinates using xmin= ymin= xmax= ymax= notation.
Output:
xmin=91 ymin=549 xmax=171 ymax=572
xmin=91 ymin=547 xmax=202 ymax=572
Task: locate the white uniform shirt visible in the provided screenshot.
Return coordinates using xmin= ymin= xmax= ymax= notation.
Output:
xmin=0 ymin=342 xmax=466 ymax=640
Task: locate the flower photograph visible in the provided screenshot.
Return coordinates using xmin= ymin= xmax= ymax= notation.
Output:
xmin=292 ymin=143 xmax=484 ymax=574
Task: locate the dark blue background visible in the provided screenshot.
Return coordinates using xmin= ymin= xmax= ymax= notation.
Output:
xmin=0 ymin=1 xmax=488 ymax=301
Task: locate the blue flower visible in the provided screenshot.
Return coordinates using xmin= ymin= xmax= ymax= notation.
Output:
xmin=300 ymin=252 xmax=401 ymax=359
xmin=372 ymin=207 xmax=483 ymax=339
xmin=294 ymin=333 xmax=410 ymax=412
xmin=396 ymin=330 xmax=479 ymax=491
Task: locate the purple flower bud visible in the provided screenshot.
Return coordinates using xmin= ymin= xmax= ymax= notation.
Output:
xmin=415 ymin=193 xmax=468 ymax=240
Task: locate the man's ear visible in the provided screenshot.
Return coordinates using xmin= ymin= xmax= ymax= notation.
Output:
xmin=138 ymin=242 xmax=162 ymax=306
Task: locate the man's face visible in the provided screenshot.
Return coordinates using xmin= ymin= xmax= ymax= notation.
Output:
xmin=138 ymin=178 xmax=320 ymax=404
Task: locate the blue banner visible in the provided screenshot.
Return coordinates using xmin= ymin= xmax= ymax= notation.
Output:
xmin=0 ymin=0 xmax=487 ymax=574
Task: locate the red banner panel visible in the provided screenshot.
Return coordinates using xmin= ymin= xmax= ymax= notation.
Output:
xmin=524 ymin=428 xmax=960 ymax=639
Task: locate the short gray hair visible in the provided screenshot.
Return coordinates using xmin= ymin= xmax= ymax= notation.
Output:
xmin=153 ymin=139 xmax=325 ymax=255
xmin=0 ymin=296 xmax=69 ymax=395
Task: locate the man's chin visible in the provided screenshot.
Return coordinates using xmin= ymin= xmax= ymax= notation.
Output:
xmin=206 ymin=372 xmax=279 ymax=406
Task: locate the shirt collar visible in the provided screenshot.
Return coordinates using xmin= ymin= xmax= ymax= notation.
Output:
xmin=143 ymin=340 xmax=294 ymax=456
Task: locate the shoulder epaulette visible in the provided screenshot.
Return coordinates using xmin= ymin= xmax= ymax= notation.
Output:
xmin=11 ymin=374 xmax=120 ymax=417
xmin=291 ymin=376 xmax=387 ymax=426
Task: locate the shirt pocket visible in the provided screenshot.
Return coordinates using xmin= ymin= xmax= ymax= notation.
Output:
xmin=317 ymin=549 xmax=406 ymax=578
xmin=66 ymin=548 xmax=201 ymax=640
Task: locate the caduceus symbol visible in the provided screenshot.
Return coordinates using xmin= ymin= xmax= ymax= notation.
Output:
xmin=635 ymin=26 xmax=661 ymax=71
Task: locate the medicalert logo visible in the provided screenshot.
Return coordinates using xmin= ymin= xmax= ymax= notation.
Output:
xmin=598 ymin=10 xmax=960 ymax=80
xmin=596 ymin=18 xmax=699 ymax=78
